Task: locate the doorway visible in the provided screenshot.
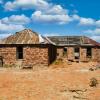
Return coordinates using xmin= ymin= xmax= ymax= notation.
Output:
xmin=63 ymin=47 xmax=67 ymax=57
xmin=16 ymin=46 xmax=23 ymax=59
xmin=0 ymin=56 xmax=3 ymax=67
xmin=74 ymin=47 xmax=80 ymax=59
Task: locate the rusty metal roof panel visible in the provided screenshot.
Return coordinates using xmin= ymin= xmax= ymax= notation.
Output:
xmin=0 ymin=29 xmax=100 ymax=46
xmin=0 ymin=29 xmax=49 ymax=44
xmin=47 ymin=36 xmax=100 ymax=46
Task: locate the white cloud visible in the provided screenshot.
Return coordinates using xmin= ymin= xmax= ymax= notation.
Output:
xmin=84 ymin=28 xmax=100 ymax=42
xmin=0 ymin=33 xmax=12 ymax=39
xmin=4 ymin=1 xmax=16 ymax=11
xmin=96 ymin=20 xmax=100 ymax=27
xmin=71 ymin=14 xmax=80 ymax=21
xmin=45 ymin=5 xmax=67 ymax=15
xmin=71 ymin=15 xmax=100 ymax=27
xmin=44 ymin=33 xmax=61 ymax=36
xmin=79 ymin=18 xmax=95 ymax=26
xmin=0 ymin=20 xmax=25 ymax=32
xmin=4 ymin=0 xmax=49 ymax=11
xmin=4 ymin=0 xmax=77 ymax=25
xmin=32 ymin=11 xmax=71 ymax=24
xmin=84 ymin=28 xmax=100 ymax=35
xmin=1 ymin=14 xmax=30 ymax=25
xmin=4 ymin=0 xmax=70 ymax=25
xmin=3 ymin=0 xmax=100 ymax=27
xmin=0 ymin=16 xmax=26 ymax=39
xmin=91 ymin=36 xmax=100 ymax=42
xmin=76 ymin=17 xmax=100 ymax=27
xmin=4 ymin=0 xmax=71 ymax=25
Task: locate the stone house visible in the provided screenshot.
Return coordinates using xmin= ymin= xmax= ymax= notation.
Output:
xmin=0 ymin=29 xmax=100 ymax=67
xmin=48 ymin=36 xmax=100 ymax=62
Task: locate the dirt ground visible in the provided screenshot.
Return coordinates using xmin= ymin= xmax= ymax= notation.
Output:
xmin=0 ymin=62 xmax=100 ymax=100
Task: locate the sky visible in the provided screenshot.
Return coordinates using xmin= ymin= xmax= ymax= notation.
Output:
xmin=0 ymin=0 xmax=100 ymax=42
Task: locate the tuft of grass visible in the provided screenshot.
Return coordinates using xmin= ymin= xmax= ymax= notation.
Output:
xmin=53 ymin=58 xmax=63 ymax=65
xmin=3 ymin=64 xmax=16 ymax=68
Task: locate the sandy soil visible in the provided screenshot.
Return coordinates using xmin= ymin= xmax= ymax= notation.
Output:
xmin=0 ymin=62 xmax=100 ymax=100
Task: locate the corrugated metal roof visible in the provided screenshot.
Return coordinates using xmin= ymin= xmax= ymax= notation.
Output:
xmin=47 ymin=36 xmax=100 ymax=46
xmin=0 ymin=29 xmax=100 ymax=46
xmin=0 ymin=29 xmax=49 ymax=44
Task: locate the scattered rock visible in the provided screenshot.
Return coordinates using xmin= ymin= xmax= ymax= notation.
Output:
xmin=89 ymin=77 xmax=98 ymax=87
xmin=89 ymin=68 xmax=94 ymax=71
xmin=89 ymin=64 xmax=100 ymax=71
xmin=67 ymin=61 xmax=72 ymax=65
xmin=95 ymin=66 xmax=100 ymax=70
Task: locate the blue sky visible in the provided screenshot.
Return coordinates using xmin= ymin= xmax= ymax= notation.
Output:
xmin=0 ymin=0 xmax=100 ymax=42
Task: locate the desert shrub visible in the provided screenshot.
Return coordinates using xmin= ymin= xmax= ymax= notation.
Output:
xmin=3 ymin=64 xmax=11 ymax=68
xmin=3 ymin=64 xmax=16 ymax=68
xmin=89 ymin=77 xmax=98 ymax=87
xmin=53 ymin=58 xmax=63 ymax=65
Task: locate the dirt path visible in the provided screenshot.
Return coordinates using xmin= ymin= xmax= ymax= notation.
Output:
xmin=0 ymin=67 xmax=99 ymax=100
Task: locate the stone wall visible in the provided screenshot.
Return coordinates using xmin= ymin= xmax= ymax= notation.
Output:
xmin=80 ymin=47 xmax=87 ymax=62
xmin=0 ymin=47 xmax=16 ymax=65
xmin=56 ymin=47 xmax=100 ymax=62
xmin=23 ymin=46 xmax=49 ymax=67
xmin=0 ymin=45 xmax=100 ymax=67
xmin=0 ymin=45 xmax=49 ymax=67
xmin=67 ymin=47 xmax=74 ymax=61
xmin=92 ymin=48 xmax=100 ymax=62
xmin=57 ymin=48 xmax=63 ymax=59
xmin=57 ymin=47 xmax=75 ymax=60
xmin=80 ymin=47 xmax=100 ymax=62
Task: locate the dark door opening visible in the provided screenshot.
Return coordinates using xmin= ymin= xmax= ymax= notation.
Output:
xmin=16 ymin=46 xmax=23 ymax=59
xmin=63 ymin=47 xmax=67 ymax=56
xmin=86 ymin=47 xmax=92 ymax=58
xmin=0 ymin=56 xmax=3 ymax=67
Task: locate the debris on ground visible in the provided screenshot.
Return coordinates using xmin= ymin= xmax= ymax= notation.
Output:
xmin=89 ymin=77 xmax=98 ymax=87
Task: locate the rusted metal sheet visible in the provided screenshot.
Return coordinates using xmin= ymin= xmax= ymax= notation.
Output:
xmin=48 ymin=36 xmax=100 ymax=46
xmin=0 ymin=29 xmax=49 ymax=44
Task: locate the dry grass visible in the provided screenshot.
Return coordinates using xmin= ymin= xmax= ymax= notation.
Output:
xmin=0 ymin=62 xmax=99 ymax=100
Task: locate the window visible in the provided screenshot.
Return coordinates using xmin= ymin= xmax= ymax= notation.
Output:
xmin=74 ymin=48 xmax=80 ymax=59
xmin=63 ymin=47 xmax=67 ymax=56
xmin=87 ymin=48 xmax=92 ymax=58
xmin=16 ymin=46 xmax=23 ymax=59
xmin=74 ymin=48 xmax=79 ymax=52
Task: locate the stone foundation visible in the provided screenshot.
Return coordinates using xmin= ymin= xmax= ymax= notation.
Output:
xmin=0 ymin=47 xmax=16 ymax=65
xmin=67 ymin=47 xmax=74 ymax=61
xmin=80 ymin=47 xmax=87 ymax=62
xmin=57 ymin=48 xmax=63 ymax=59
xmin=92 ymin=48 xmax=100 ymax=62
